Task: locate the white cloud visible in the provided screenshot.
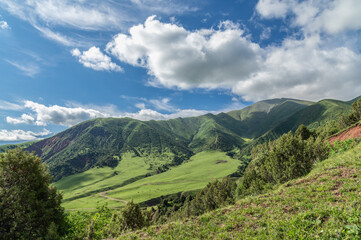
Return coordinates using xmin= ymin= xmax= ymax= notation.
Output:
xmin=106 ymin=15 xmax=361 ymax=101
xmin=71 ymin=47 xmax=122 ymax=72
xmin=23 ymin=101 xmax=109 ymax=126
xmin=0 ymin=100 xmax=23 ymax=110
xmin=5 ymin=60 xmax=40 ymax=77
xmin=0 ymin=0 xmax=196 ymax=46
xmin=255 ymin=0 xmax=291 ymax=19
xmin=0 ymin=20 xmax=9 ymax=29
xmin=123 ymin=108 xmax=210 ymax=121
xmin=313 ymin=0 xmax=361 ymax=34
xmin=0 ymin=0 xmax=124 ymax=31
xmin=6 ymin=114 xmax=35 ymax=125
xmin=6 ymin=99 xmax=215 ymax=126
xmin=233 ymin=35 xmax=361 ymax=101
xmin=34 ymin=25 xmax=82 ymax=47
xmin=149 ymin=98 xmax=175 ymax=112
xmin=256 ymin=0 xmax=361 ymax=35
xmin=106 ymin=16 xmax=262 ymax=90
xmin=135 ymin=103 xmax=146 ymax=109
xmin=0 ymin=128 xmax=51 ymax=142
xmin=260 ymin=26 xmax=271 ymax=40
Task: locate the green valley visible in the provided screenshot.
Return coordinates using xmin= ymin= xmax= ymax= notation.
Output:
xmin=56 ymin=151 xmax=239 ymax=210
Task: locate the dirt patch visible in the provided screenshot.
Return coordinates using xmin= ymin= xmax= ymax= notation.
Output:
xmin=328 ymin=124 xmax=361 ymax=144
xmin=216 ymin=160 xmax=228 ymax=164
xmin=151 ymin=208 xmax=159 ymax=222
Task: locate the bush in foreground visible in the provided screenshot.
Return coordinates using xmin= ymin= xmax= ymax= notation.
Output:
xmin=0 ymin=148 xmax=64 ymax=239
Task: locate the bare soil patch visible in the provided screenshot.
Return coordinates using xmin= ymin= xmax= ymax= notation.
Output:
xmin=328 ymin=124 xmax=361 ymax=144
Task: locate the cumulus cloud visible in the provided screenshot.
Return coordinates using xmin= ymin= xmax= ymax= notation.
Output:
xmin=0 ymin=20 xmax=9 ymax=29
xmin=6 ymin=114 xmax=35 ymax=125
xmin=106 ymin=16 xmax=262 ymax=89
xmin=0 ymin=128 xmax=51 ymax=142
xmin=255 ymin=0 xmax=290 ymax=19
xmin=256 ymin=0 xmax=361 ymax=34
xmin=71 ymin=47 xmax=123 ymax=72
xmin=6 ymin=99 xmax=212 ymax=126
xmin=22 ymin=101 xmax=109 ymax=126
xmin=105 ymin=15 xmax=361 ymax=101
xmin=233 ymin=36 xmax=361 ymax=101
xmin=123 ymin=108 xmax=210 ymax=121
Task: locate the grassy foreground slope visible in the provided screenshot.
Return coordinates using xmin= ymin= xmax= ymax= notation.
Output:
xmin=56 ymin=151 xmax=240 ymax=210
xmin=123 ymin=143 xmax=361 ymax=239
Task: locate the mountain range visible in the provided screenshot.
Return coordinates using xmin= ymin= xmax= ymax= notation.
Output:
xmin=13 ymin=97 xmax=352 ymax=182
xmin=0 ymin=96 xmax=356 ymax=210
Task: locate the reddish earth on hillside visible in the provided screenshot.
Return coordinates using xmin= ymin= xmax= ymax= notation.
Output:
xmin=328 ymin=124 xmax=361 ymax=144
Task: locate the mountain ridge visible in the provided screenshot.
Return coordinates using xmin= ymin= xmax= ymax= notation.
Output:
xmin=1 ymin=97 xmax=352 ymax=182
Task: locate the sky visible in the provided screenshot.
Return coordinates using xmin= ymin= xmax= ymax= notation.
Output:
xmin=0 ymin=0 xmax=361 ymax=144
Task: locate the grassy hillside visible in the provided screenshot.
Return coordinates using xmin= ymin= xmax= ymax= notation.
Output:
xmin=265 ymin=99 xmax=352 ymax=139
xmin=23 ymin=98 xmax=315 ymax=182
xmin=56 ymin=151 xmax=240 ymax=210
xmin=122 ymin=143 xmax=361 ymax=239
xmin=227 ymin=98 xmax=314 ymax=138
xmin=106 ymin=151 xmax=239 ymax=204
xmin=54 ymin=152 xmax=152 ymax=210
xmin=27 ymin=118 xmax=193 ymax=181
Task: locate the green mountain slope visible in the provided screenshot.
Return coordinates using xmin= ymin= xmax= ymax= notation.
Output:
xmin=22 ymin=97 xmax=351 ymax=182
xmin=26 ymin=118 xmax=193 ymax=181
xmin=227 ymin=98 xmax=314 ymax=138
xmin=122 ymin=143 xmax=361 ymax=239
xmin=262 ymin=99 xmax=353 ymax=141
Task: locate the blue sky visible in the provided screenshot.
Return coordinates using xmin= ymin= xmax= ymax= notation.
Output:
xmin=0 ymin=0 xmax=361 ymax=144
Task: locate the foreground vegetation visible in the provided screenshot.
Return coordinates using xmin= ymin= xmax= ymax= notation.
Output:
xmin=124 ymin=142 xmax=361 ymax=239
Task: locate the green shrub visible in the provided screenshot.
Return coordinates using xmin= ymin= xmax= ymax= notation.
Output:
xmin=237 ymin=126 xmax=329 ymax=197
xmin=0 ymin=148 xmax=64 ymax=239
xmin=328 ymin=138 xmax=361 ymax=156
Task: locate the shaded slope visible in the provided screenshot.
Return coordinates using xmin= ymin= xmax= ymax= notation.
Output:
xmin=227 ymin=98 xmax=314 ymax=138
xmin=261 ymin=99 xmax=353 ymax=141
